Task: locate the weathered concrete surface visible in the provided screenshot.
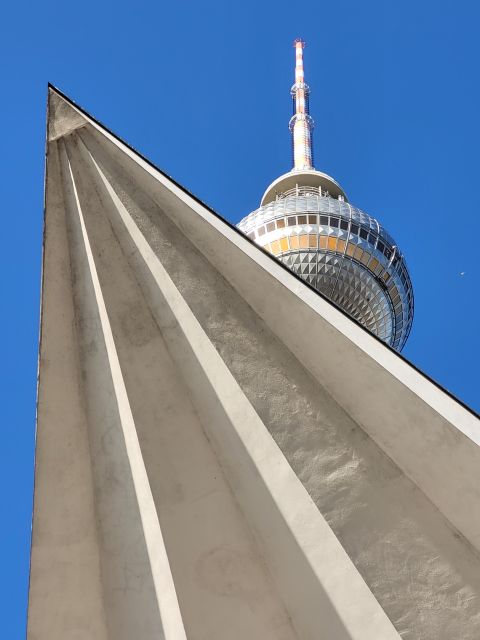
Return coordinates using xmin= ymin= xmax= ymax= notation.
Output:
xmin=81 ymin=125 xmax=480 ymax=640
xmin=29 ymin=141 xmax=108 ymax=640
xmin=29 ymin=88 xmax=480 ymax=639
xmin=48 ymin=91 xmax=87 ymax=141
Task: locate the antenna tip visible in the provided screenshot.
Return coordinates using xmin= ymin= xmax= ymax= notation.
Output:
xmin=293 ymin=38 xmax=306 ymax=48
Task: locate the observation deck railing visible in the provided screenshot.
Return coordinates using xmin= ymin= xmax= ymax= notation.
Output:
xmin=275 ymin=186 xmax=344 ymax=201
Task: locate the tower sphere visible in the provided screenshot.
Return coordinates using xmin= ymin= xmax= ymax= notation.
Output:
xmin=237 ymin=43 xmax=413 ymax=351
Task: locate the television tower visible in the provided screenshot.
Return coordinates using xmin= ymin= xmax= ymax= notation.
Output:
xmin=238 ymin=40 xmax=414 ymax=351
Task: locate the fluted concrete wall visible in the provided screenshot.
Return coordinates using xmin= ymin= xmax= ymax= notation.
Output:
xmin=28 ymin=88 xmax=480 ymax=640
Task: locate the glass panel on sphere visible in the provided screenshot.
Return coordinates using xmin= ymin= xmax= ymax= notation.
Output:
xmin=266 ymin=222 xmax=275 ymax=233
xmin=276 ymin=218 xmax=286 ymax=228
xmin=299 ymin=235 xmax=309 ymax=249
xmin=309 ymin=234 xmax=318 ymax=248
xmin=290 ymin=236 xmax=299 ymax=249
xmin=361 ymin=252 xmax=370 ymax=266
xmin=270 ymin=240 xmax=281 ymax=254
xmin=308 ymin=215 xmax=318 ymax=224
xmin=354 ymin=247 xmax=364 ymax=261
xmin=340 ymin=220 xmax=349 ymax=231
xmin=328 ymin=237 xmax=338 ymax=251
xmin=298 ymin=215 xmax=307 ymax=224
xmin=319 ymin=236 xmax=328 ymax=249
xmin=288 ymin=216 xmax=297 ymax=226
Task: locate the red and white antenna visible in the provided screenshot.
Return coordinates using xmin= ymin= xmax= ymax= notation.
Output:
xmin=289 ymin=39 xmax=314 ymax=171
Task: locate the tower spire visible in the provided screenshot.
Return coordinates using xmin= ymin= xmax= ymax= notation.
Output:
xmin=289 ymin=39 xmax=314 ymax=171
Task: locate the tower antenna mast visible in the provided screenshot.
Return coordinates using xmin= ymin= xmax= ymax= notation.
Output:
xmin=289 ymin=39 xmax=315 ymax=171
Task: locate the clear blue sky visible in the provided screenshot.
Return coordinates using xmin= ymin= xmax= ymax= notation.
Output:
xmin=1 ymin=0 xmax=479 ymax=636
